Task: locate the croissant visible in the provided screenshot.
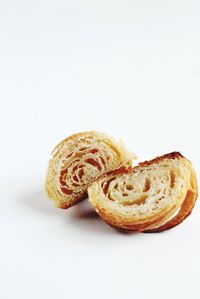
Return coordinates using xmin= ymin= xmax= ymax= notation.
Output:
xmin=45 ymin=131 xmax=135 ymax=209
xmin=88 ymin=152 xmax=198 ymax=232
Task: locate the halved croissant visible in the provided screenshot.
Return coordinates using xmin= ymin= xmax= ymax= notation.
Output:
xmin=46 ymin=131 xmax=135 ymax=209
xmin=88 ymin=152 xmax=198 ymax=232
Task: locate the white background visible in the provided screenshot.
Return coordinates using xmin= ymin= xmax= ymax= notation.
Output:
xmin=0 ymin=1 xmax=200 ymax=298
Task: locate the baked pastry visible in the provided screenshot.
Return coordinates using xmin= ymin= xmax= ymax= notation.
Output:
xmin=88 ymin=152 xmax=198 ymax=232
xmin=46 ymin=131 xmax=136 ymax=209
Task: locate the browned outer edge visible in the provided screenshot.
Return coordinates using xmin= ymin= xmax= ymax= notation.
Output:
xmin=106 ymin=188 xmax=198 ymax=233
xmin=92 ymin=152 xmax=198 ymax=233
xmin=136 ymin=151 xmax=184 ymax=168
xmin=144 ymin=168 xmax=198 ymax=232
xmin=104 ymin=203 xmax=179 ymax=232
xmin=144 ymin=192 xmax=197 ymax=233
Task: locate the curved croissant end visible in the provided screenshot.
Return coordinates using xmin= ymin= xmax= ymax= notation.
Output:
xmin=88 ymin=152 xmax=198 ymax=232
xmin=45 ymin=131 xmax=136 ymax=209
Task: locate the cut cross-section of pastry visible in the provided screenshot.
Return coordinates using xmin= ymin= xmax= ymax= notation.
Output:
xmin=46 ymin=131 xmax=136 ymax=209
xmin=88 ymin=152 xmax=198 ymax=232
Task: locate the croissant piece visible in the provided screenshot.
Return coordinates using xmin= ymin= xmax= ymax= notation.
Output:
xmin=88 ymin=152 xmax=198 ymax=232
xmin=46 ymin=131 xmax=135 ymax=209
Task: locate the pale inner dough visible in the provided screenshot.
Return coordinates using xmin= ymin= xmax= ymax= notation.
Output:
xmin=58 ymin=141 xmax=120 ymax=196
xmin=89 ymin=157 xmax=194 ymax=224
xmin=46 ymin=131 xmax=135 ymax=208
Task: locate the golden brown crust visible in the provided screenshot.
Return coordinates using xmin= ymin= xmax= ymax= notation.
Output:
xmin=88 ymin=152 xmax=198 ymax=233
xmin=137 ymin=151 xmax=184 ymax=168
xmin=144 ymin=168 xmax=198 ymax=232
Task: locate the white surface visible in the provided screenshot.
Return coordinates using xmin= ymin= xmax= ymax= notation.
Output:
xmin=0 ymin=1 xmax=200 ymax=298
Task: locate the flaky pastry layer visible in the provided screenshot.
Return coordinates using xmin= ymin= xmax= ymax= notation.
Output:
xmin=88 ymin=152 xmax=198 ymax=232
xmin=46 ymin=131 xmax=135 ymax=209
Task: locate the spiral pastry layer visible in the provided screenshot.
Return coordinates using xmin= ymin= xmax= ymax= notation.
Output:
xmin=46 ymin=131 xmax=135 ymax=209
xmin=88 ymin=152 xmax=198 ymax=232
